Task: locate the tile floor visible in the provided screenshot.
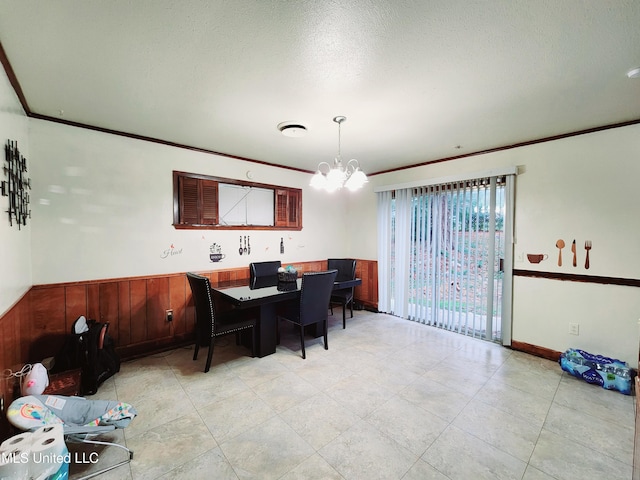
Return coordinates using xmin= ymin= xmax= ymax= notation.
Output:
xmin=69 ymin=311 xmax=635 ymax=480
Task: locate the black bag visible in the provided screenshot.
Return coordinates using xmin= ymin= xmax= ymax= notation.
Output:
xmin=52 ymin=317 xmax=121 ymax=395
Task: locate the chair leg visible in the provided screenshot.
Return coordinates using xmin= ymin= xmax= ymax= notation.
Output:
xmin=324 ymin=319 xmax=328 ymax=350
xmin=299 ymin=325 xmax=306 ymax=359
xmin=349 ymin=298 xmax=354 ymax=318
xmin=205 ymin=337 xmax=214 ymax=373
xmin=193 ymin=338 xmax=200 ymax=361
xmin=342 ymin=303 xmax=346 ymax=329
xmin=330 ymin=304 xmax=333 ymax=315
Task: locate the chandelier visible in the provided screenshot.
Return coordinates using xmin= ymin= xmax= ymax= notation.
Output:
xmin=310 ymin=116 xmax=368 ymax=192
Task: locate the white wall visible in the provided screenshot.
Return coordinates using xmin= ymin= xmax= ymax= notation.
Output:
xmin=0 ymin=66 xmax=31 ymax=315
xmin=5 ymin=64 xmax=639 ymax=365
xmin=28 ymin=119 xmax=352 ymax=285
xmin=350 ymin=124 xmax=640 ymax=365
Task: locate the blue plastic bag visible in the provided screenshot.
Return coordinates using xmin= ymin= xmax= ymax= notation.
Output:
xmin=559 ymin=348 xmax=635 ymax=395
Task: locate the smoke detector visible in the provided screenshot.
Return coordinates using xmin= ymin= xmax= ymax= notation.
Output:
xmin=277 ymin=122 xmax=307 ymax=137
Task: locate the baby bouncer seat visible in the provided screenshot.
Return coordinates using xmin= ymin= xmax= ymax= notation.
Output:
xmin=6 ymin=394 xmax=137 ymax=480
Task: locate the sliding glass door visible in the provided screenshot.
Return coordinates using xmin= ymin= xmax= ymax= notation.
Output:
xmin=377 ymin=174 xmax=514 ymax=344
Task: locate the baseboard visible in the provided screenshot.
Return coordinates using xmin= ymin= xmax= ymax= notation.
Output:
xmin=510 ymin=340 xmax=561 ymax=362
xmin=115 ymin=334 xmax=195 ymax=361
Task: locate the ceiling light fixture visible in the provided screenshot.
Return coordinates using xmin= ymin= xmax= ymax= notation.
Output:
xmin=310 ymin=116 xmax=368 ymax=193
xmin=278 ymin=122 xmax=307 ymax=137
xmin=627 ymin=67 xmax=640 ymax=79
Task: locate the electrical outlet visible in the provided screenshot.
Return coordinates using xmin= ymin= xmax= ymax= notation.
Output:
xmin=166 ymin=309 xmax=173 ymax=322
xmin=569 ymin=323 xmax=579 ymax=335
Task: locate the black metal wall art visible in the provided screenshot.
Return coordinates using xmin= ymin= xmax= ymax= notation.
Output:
xmin=2 ymin=140 xmax=31 ymax=229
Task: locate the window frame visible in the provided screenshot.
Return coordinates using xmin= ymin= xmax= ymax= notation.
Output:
xmin=172 ymin=171 xmax=302 ymax=230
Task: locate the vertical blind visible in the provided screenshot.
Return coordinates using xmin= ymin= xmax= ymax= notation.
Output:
xmin=377 ymin=173 xmax=514 ymax=343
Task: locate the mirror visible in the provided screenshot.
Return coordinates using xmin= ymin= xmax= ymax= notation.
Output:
xmin=218 ymin=183 xmax=274 ymax=226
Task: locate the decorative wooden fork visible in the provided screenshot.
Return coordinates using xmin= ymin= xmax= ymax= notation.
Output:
xmin=584 ymin=240 xmax=592 ymax=269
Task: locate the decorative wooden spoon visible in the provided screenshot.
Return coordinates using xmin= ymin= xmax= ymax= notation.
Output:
xmin=556 ymin=239 xmax=565 ymax=266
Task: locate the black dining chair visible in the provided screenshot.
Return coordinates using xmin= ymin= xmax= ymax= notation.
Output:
xmin=187 ymin=272 xmax=257 ymax=372
xmin=249 ymin=261 xmax=282 ymax=286
xmin=328 ymin=258 xmax=357 ymax=328
xmin=277 ymin=270 xmax=338 ymax=359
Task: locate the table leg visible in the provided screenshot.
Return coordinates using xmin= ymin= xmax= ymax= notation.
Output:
xmin=256 ymin=303 xmax=277 ymax=357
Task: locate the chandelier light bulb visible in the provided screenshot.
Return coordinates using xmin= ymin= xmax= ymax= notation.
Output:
xmin=310 ymin=170 xmax=327 ymax=189
xmin=627 ymin=67 xmax=640 ymax=79
xmin=345 ymin=167 xmax=368 ymax=191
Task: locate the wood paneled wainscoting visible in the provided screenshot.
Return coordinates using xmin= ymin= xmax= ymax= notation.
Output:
xmin=0 ymin=259 xmax=377 ymax=415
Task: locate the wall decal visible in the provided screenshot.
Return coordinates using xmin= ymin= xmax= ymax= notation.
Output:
xmin=210 ymin=242 xmax=225 ymax=262
xmin=2 ymin=140 xmax=31 ymax=229
xmin=584 ymin=240 xmax=592 ymax=269
xmin=160 ymin=243 xmax=183 ymax=258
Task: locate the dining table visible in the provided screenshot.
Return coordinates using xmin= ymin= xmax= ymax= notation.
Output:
xmin=212 ymin=275 xmax=362 ymax=357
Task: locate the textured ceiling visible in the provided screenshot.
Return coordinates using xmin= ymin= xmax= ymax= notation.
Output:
xmin=0 ymin=1 xmax=639 ymax=175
